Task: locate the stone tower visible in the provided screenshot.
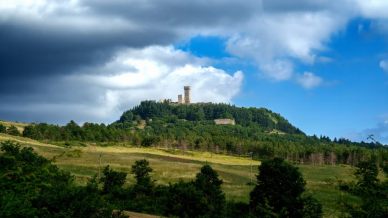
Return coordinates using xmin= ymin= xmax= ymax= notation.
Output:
xmin=184 ymin=86 xmax=191 ymax=104
xmin=178 ymin=94 xmax=183 ymax=104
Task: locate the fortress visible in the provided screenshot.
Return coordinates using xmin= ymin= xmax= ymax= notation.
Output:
xmin=159 ymin=86 xmax=191 ymax=105
xmin=183 ymin=86 xmax=191 ymax=104
xmin=159 ymin=86 xmax=235 ymax=125
xmin=164 ymin=86 xmax=191 ymax=104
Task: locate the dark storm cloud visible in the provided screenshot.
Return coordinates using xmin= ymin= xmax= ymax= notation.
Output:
xmin=83 ymin=0 xmax=259 ymax=27
xmin=0 ymin=19 xmax=176 ymax=79
xmin=0 ymin=0 xmax=262 ymax=96
xmin=0 ymin=0 xmax=367 ymax=124
xmin=0 ymin=0 xmax=346 ymax=83
xmin=0 ymin=0 xmax=262 ymax=121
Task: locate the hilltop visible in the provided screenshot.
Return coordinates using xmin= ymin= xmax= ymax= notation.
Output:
xmin=14 ymin=101 xmax=386 ymax=166
xmin=115 ymin=101 xmax=303 ymax=135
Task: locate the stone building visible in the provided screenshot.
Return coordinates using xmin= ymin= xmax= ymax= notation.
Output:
xmin=184 ymin=86 xmax=191 ymax=104
xmin=178 ymin=94 xmax=183 ymax=104
xmin=214 ymin=119 xmax=236 ymax=125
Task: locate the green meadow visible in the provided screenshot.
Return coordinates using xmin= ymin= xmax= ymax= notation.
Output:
xmin=0 ymin=133 xmax=359 ymax=217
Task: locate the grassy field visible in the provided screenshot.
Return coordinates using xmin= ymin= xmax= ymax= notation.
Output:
xmin=0 ymin=120 xmax=30 ymax=132
xmin=0 ymin=133 xmax=358 ymax=217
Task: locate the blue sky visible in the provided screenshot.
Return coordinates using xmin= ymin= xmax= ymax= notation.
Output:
xmin=177 ymin=18 xmax=388 ymax=143
xmin=0 ymin=0 xmax=387 ymax=144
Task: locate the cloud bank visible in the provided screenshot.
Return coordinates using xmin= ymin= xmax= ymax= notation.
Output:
xmin=1 ymin=0 xmax=388 ymax=123
xmin=0 ymin=46 xmax=243 ymax=123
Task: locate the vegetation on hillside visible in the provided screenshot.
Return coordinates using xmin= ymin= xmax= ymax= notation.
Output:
xmin=1 ymin=141 xmax=327 ymax=217
xmin=0 ymin=141 xmax=112 ymax=217
xmin=21 ymin=101 xmax=388 ymax=166
xmin=339 ymin=159 xmax=388 ymax=217
xmin=250 ymin=158 xmax=322 ymax=217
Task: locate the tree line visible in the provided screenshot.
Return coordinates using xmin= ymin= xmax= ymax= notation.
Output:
xmin=19 ymin=101 xmax=388 ymax=166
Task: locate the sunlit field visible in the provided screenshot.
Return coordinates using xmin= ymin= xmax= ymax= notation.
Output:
xmin=0 ymin=134 xmax=359 ymax=217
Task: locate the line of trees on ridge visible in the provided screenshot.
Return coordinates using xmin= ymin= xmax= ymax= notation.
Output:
xmin=18 ymin=101 xmax=388 ymax=166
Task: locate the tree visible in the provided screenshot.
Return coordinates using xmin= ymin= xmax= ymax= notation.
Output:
xmin=131 ymin=159 xmax=153 ymax=193
xmin=0 ymin=141 xmax=112 ymax=217
xmin=6 ymin=125 xmax=20 ymax=136
xmin=0 ymin=124 xmax=6 ymax=133
xmin=166 ymin=181 xmax=207 ymax=218
xmin=119 ymin=111 xmax=134 ymax=123
xmin=100 ymin=165 xmax=127 ymax=194
xmin=194 ymin=164 xmax=226 ymax=218
xmin=354 ymin=159 xmax=379 ymax=192
xmin=342 ymin=160 xmax=388 ymax=217
xmin=250 ymin=157 xmax=322 ymax=217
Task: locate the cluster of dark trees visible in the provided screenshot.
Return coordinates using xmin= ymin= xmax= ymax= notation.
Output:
xmin=0 ymin=141 xmax=112 ymax=218
xmin=20 ymin=101 xmax=388 ymax=166
xmin=339 ymin=159 xmax=388 ymax=217
xmin=0 ymin=123 xmax=20 ymax=136
xmin=1 ymin=141 xmax=324 ymax=218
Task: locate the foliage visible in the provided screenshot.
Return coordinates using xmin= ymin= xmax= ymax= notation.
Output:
xmin=165 ymin=181 xmax=208 ymax=218
xmin=131 ymin=159 xmax=154 ymax=194
xmin=0 ymin=141 xmax=112 ymax=218
xmin=0 ymin=123 xmax=6 ymax=133
xmin=194 ymin=164 xmax=226 ymax=218
xmin=124 ymin=101 xmax=302 ymax=134
xmin=100 ymin=165 xmax=127 ymax=194
xmin=225 ymin=201 xmax=251 ymax=218
xmin=340 ymin=159 xmax=388 ymax=217
xmin=250 ymin=158 xmax=322 ymax=217
xmin=6 ymin=125 xmax=20 ymax=136
xmin=21 ymin=101 xmax=387 ymax=166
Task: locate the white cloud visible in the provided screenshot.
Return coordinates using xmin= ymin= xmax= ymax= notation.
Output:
xmin=259 ymin=60 xmax=294 ymax=81
xmin=3 ymin=0 xmax=388 ymax=125
xmin=66 ymin=46 xmax=244 ymax=122
xmin=225 ymin=9 xmax=348 ymax=83
xmin=356 ymin=0 xmax=388 ymax=19
xmin=296 ymin=72 xmax=323 ymax=89
xmin=380 ymin=59 xmax=388 ymax=73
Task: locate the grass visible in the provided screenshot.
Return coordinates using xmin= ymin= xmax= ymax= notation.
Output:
xmin=0 ymin=134 xmax=359 ymax=217
xmin=297 ymin=164 xmax=360 ymax=217
xmin=0 ymin=120 xmax=30 ymax=132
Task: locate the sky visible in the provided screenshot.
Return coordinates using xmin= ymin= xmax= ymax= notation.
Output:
xmin=0 ymin=0 xmax=387 ymax=144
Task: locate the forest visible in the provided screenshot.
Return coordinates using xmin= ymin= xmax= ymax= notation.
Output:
xmin=19 ymin=101 xmax=388 ymax=166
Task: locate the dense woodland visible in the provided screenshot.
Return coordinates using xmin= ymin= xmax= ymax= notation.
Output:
xmin=19 ymin=101 xmax=388 ymax=165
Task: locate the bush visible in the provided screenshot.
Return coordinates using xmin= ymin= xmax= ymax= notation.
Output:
xmin=100 ymin=165 xmax=127 ymax=194
xmin=194 ymin=164 xmax=226 ymax=218
xmin=0 ymin=124 xmax=6 ymax=133
xmin=0 ymin=141 xmax=112 ymax=217
xmin=6 ymin=125 xmax=20 ymax=136
xmin=250 ymin=157 xmax=322 ymax=217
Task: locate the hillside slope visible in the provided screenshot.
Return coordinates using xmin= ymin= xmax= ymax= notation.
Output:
xmin=0 ymin=133 xmax=359 ymax=217
xmin=16 ymin=101 xmax=387 ymax=165
xmin=116 ymin=101 xmax=303 ymax=134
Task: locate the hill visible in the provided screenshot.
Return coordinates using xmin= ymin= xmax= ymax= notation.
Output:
xmin=17 ymin=101 xmax=387 ymax=166
xmin=1 ymin=102 xmax=386 ymax=217
xmin=116 ymin=101 xmax=303 ymax=134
